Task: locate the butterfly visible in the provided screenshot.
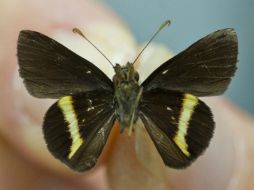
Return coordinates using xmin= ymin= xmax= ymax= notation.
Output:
xmin=17 ymin=21 xmax=238 ymax=172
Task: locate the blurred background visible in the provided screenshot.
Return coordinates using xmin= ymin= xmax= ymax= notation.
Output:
xmin=105 ymin=0 xmax=254 ymax=115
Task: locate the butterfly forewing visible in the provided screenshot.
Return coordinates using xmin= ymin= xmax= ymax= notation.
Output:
xmin=142 ymin=28 xmax=238 ymax=96
xmin=17 ymin=30 xmax=113 ymax=98
xmin=140 ymin=90 xmax=214 ymax=168
xmin=43 ymin=90 xmax=115 ymax=171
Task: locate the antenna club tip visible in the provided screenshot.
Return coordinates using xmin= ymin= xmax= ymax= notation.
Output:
xmin=72 ymin=28 xmax=79 ymax=34
xmin=165 ymin=20 xmax=171 ymax=26
xmin=159 ymin=19 xmax=171 ymax=30
xmin=72 ymin=27 xmax=86 ymax=38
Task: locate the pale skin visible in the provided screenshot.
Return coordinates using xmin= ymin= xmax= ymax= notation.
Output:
xmin=0 ymin=0 xmax=254 ymax=189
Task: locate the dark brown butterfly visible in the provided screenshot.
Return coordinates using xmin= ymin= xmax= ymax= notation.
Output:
xmin=17 ymin=20 xmax=238 ymax=171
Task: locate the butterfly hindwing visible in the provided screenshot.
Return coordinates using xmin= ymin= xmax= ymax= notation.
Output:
xmin=140 ymin=89 xmax=215 ymax=168
xmin=142 ymin=28 xmax=238 ymax=96
xmin=43 ymin=90 xmax=115 ymax=171
xmin=17 ymin=30 xmax=113 ymax=98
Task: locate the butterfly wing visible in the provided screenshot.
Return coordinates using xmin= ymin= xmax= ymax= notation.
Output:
xmin=140 ymin=90 xmax=214 ymax=168
xmin=142 ymin=28 xmax=238 ymax=96
xmin=17 ymin=30 xmax=113 ymax=98
xmin=43 ymin=90 xmax=115 ymax=171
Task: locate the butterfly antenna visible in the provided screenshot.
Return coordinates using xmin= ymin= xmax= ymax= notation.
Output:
xmin=73 ymin=28 xmax=114 ymax=67
xmin=132 ymin=20 xmax=171 ymax=65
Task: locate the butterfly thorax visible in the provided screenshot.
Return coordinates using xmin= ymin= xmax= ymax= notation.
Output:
xmin=113 ymin=62 xmax=143 ymax=131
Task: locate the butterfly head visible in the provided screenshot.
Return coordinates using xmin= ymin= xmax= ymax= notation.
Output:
xmin=113 ymin=62 xmax=139 ymax=84
xmin=113 ymin=62 xmax=143 ymax=132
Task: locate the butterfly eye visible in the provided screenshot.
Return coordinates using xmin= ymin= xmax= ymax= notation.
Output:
xmin=134 ymin=72 xmax=139 ymax=82
xmin=123 ymin=73 xmax=128 ymax=80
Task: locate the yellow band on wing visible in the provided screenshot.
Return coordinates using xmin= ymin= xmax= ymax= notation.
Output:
xmin=58 ymin=96 xmax=84 ymax=159
xmin=173 ymin=94 xmax=198 ymax=157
